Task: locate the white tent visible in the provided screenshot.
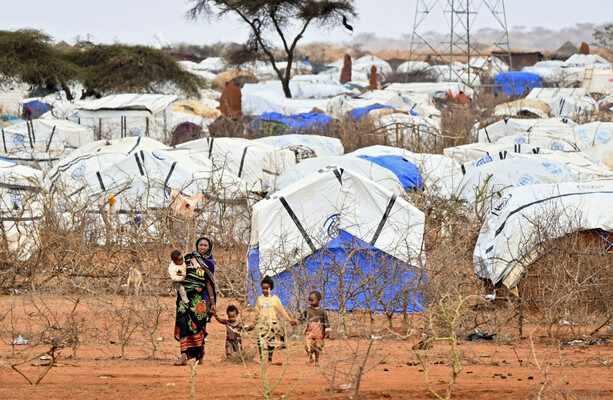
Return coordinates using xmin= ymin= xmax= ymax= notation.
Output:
xmin=76 ymin=94 xmax=177 ymax=142
xmin=242 ymin=81 xmax=349 ymax=100
xmin=386 ymin=82 xmax=475 ymax=99
xmin=477 ymin=117 xmax=576 ymax=144
xmin=253 ymin=134 xmax=344 ymax=158
xmin=353 ymin=55 xmax=393 ymax=76
xmin=251 ymin=166 xmax=425 ymax=277
xmin=197 ymin=57 xmax=228 ymax=73
xmin=359 ymin=90 xmax=441 ymax=121
xmin=47 ymin=137 xmax=169 ymax=193
xmin=564 ymin=54 xmax=611 ymax=68
xmin=526 ymin=88 xmax=597 ymax=118
xmin=443 ymin=142 xmax=545 ymax=165
xmin=474 ymin=181 xmax=613 ymax=288
xmin=275 ymin=155 xmax=406 ymax=195
xmin=177 ymin=137 xmax=296 ymax=192
xmin=350 ymin=145 xmax=461 ymax=198
xmin=1 ymin=119 xmax=94 ymax=167
xmin=456 ymin=158 xmax=577 ymax=211
xmin=1 ymin=158 xmax=43 ymax=260
xmin=396 ymin=61 xmax=430 ymax=74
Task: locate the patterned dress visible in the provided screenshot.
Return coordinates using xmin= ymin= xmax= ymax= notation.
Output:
xmin=174 ymin=252 xmax=216 ymax=360
xmin=217 ymin=318 xmax=245 ymax=356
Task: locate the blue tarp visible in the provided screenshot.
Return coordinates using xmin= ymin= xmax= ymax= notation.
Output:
xmin=248 ymin=230 xmax=424 ymax=313
xmin=494 ymin=72 xmax=543 ymax=96
xmin=358 ymin=155 xmax=423 ymax=189
xmin=253 ymin=112 xmax=332 ymax=133
xmin=23 ymin=101 xmax=51 ymax=119
xmin=349 ymin=105 xmax=395 ymax=120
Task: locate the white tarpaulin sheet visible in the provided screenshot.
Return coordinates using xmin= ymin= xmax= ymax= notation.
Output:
xmin=253 ymin=134 xmax=344 ymax=157
xmin=474 ymin=181 xmax=613 ymax=288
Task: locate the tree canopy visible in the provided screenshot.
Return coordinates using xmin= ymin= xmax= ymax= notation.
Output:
xmin=593 ymin=24 xmax=613 ymax=60
xmin=0 ymin=29 xmax=205 ymax=99
xmin=188 ymin=0 xmax=356 ymax=98
xmin=66 ymin=44 xmax=206 ymax=98
xmin=0 ymin=29 xmax=77 ymax=93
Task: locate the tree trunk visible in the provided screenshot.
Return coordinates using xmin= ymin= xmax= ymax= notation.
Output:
xmin=61 ymin=83 xmax=74 ymax=101
xmin=281 ymin=78 xmax=292 ymax=98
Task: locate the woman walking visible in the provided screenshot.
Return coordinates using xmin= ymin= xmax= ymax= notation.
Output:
xmin=174 ymin=237 xmax=217 ymax=365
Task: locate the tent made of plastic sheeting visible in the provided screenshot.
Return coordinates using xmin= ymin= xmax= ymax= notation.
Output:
xmin=456 ymin=158 xmax=577 ymax=212
xmin=350 ymin=105 xmax=395 ymax=120
xmin=526 ymin=88 xmax=597 ymax=118
xmin=1 ymin=158 xmax=43 ymax=260
xmin=243 ymin=81 xmax=349 ymax=100
xmin=474 ymin=181 xmax=613 ymax=288
xmin=582 ymin=69 xmax=613 ymax=94
xmin=494 ymin=72 xmax=543 ymax=96
xmin=353 ymin=55 xmax=393 ymax=76
xmin=0 ymin=114 xmax=25 ymax=126
xmin=23 ymin=100 xmax=51 ymax=119
xmin=76 ymin=94 xmax=177 ymax=142
xmin=428 ymin=64 xmax=481 ymax=86
xmin=444 ymin=142 xmax=546 ymax=164
xmin=275 ymin=155 xmax=406 ymax=195
xmin=510 ymin=151 xmax=613 ymax=182
xmin=350 ymin=145 xmax=461 ymax=198
xmin=385 ymin=82 xmax=475 ymax=100
xmin=494 ymin=99 xmax=552 ymax=119
xmin=197 ymin=57 xmax=228 ymax=73
xmin=254 ymin=134 xmax=343 ymax=159
xmin=564 ymin=54 xmax=611 ymax=68
xmin=177 ymin=137 xmax=296 ymax=192
xmin=359 ymin=90 xmax=442 ymax=121
xmin=396 ymin=61 xmax=430 ymax=74
xmin=79 ymin=148 xmax=247 ymax=207
xmin=357 ymin=155 xmax=423 ymax=190
xmin=251 ymin=112 xmax=332 ymax=134
xmin=1 ymin=119 xmax=94 ymax=165
xmin=374 ymin=112 xmax=441 ymax=147
xmin=247 ymin=167 xmax=425 ymax=311
xmin=46 ymin=136 xmax=169 ymax=193
xmin=477 ymin=117 xmax=576 ymax=144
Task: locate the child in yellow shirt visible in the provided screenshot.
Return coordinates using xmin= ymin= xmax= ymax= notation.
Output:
xmin=255 ymin=276 xmax=297 ymax=364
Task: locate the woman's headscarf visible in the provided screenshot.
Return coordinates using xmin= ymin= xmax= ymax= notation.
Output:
xmin=195 ymin=236 xmax=213 ymax=258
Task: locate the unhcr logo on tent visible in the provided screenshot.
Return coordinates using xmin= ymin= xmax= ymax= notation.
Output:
xmin=324 ymin=213 xmax=341 ymax=238
xmin=492 ymin=194 xmax=512 ymax=216
xmin=12 ymin=133 xmax=25 ymax=147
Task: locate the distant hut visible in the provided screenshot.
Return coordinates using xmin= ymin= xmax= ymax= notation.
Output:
xmin=550 ymin=41 xmax=579 ymax=61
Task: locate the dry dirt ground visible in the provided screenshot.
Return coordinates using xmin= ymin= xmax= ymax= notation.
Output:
xmin=0 ymin=296 xmax=612 ymax=399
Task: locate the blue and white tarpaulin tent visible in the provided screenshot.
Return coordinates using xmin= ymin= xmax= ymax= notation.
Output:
xmin=357 ymin=155 xmax=423 ymax=190
xmin=248 ymin=167 xmax=426 ymax=312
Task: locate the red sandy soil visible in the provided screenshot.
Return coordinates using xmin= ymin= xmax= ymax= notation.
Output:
xmin=0 ymin=295 xmax=612 ymax=399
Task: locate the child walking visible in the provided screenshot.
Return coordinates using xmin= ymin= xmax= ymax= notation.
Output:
xmin=302 ymin=290 xmax=329 ymax=365
xmin=215 ymin=305 xmax=250 ymax=357
xmin=255 ymin=276 xmax=297 ymax=364
xmin=168 ymin=250 xmax=189 ymax=305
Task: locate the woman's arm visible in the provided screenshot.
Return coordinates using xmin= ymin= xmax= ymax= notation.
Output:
xmin=206 ymin=280 xmax=216 ymax=314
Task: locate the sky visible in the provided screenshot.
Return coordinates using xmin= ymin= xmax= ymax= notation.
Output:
xmin=3 ymin=0 xmax=612 ymax=46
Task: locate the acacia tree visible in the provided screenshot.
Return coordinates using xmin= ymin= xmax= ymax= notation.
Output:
xmin=592 ymin=24 xmax=613 ymax=60
xmin=188 ymin=0 xmax=356 ymax=98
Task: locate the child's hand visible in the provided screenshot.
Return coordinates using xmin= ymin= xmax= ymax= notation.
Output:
xmin=210 ymin=304 xmax=217 ymax=315
xmin=290 ymin=319 xmax=298 ymax=326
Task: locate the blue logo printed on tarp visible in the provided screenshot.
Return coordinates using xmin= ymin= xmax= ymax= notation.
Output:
xmin=324 ymin=213 xmax=341 ymax=238
xmin=517 ymin=174 xmax=535 ymax=186
xmin=71 ymin=165 xmax=86 ymax=180
xmin=551 ymin=141 xmax=564 ymax=150
xmin=514 ymin=136 xmax=526 ymax=145
xmin=492 ymin=194 xmax=512 ymax=216
xmin=475 ymin=155 xmax=493 ymax=167
xmin=129 ymin=127 xmax=142 ymax=137
xmin=12 ymin=133 xmax=25 ymax=147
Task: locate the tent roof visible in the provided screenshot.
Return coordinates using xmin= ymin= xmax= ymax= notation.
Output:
xmin=78 ymin=94 xmax=177 ymax=114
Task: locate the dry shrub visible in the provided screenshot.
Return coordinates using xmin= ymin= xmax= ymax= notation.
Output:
xmin=519 ymin=230 xmax=613 ymax=337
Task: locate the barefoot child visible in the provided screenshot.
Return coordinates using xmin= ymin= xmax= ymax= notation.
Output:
xmin=168 ymin=250 xmax=188 ymax=305
xmin=255 ymin=276 xmax=297 ymax=363
xmin=215 ymin=305 xmax=250 ymax=357
xmin=301 ymin=290 xmax=329 ymax=364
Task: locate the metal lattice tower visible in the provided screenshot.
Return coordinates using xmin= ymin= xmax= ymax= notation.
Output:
xmin=409 ymin=0 xmax=512 ymax=85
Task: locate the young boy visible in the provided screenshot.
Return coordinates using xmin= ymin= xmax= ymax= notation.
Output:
xmin=215 ymin=305 xmax=251 ymax=357
xmin=255 ymin=276 xmax=298 ymax=364
xmin=168 ymin=250 xmax=189 ymax=305
xmin=302 ymin=290 xmax=329 ymax=364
